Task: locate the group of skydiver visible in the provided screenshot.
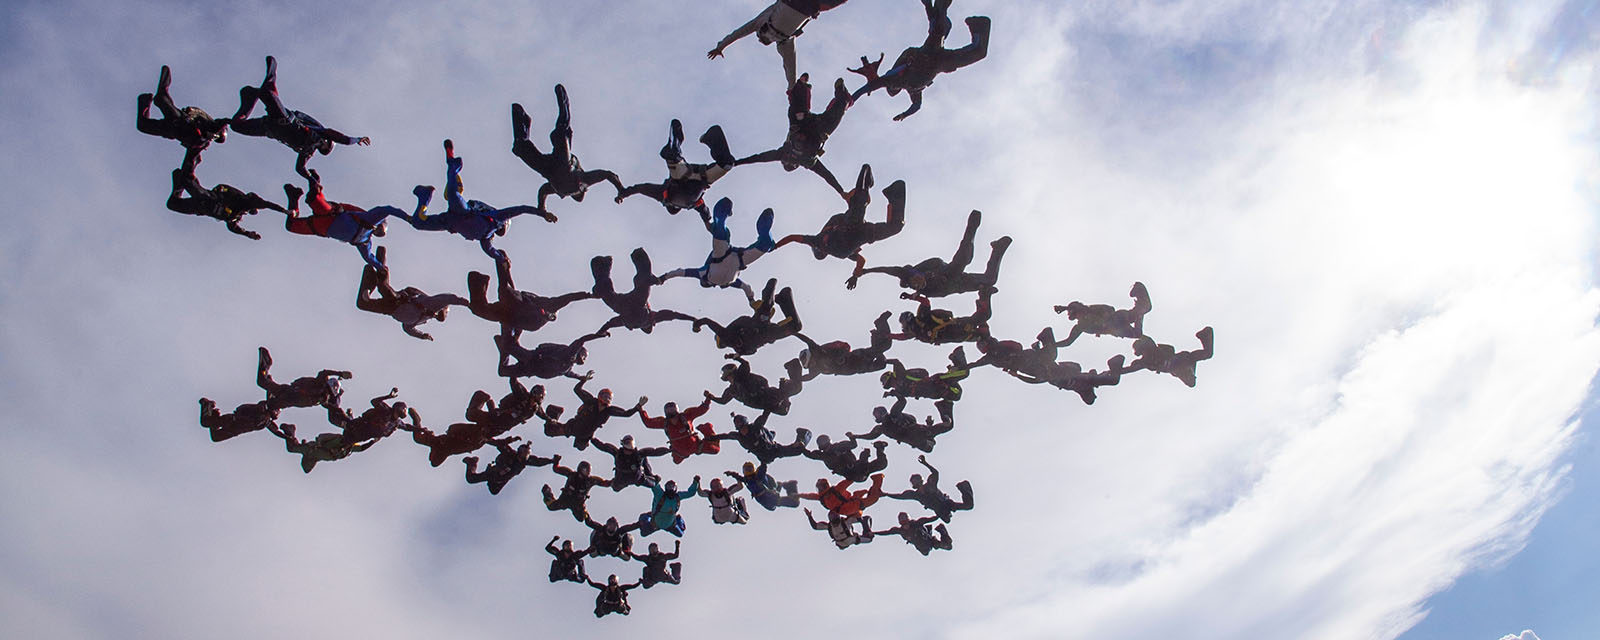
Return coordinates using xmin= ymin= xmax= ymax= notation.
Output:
xmin=158 ymin=1 xmax=1215 ymax=619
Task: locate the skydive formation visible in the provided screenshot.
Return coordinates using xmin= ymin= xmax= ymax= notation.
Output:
xmin=146 ymin=0 xmax=1216 ymax=618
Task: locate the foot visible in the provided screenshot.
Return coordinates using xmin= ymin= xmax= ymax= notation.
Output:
xmin=158 ymin=65 xmax=172 ymax=93
xmin=554 ymin=83 xmax=569 ymax=114
xmin=257 ymin=346 xmax=272 ymax=369
xmin=795 ymin=427 xmax=812 ymax=446
xmin=991 ymin=236 xmax=1012 ymax=251
xmin=283 ymin=183 xmax=304 ymax=204
xmin=670 ymin=118 xmax=684 ymax=144
xmin=262 ymin=55 xmax=277 ymax=87
xmin=511 ymin=102 xmax=530 ymax=130
xmin=138 ymin=93 xmax=154 ymax=111
xmin=1197 ymin=326 xmax=1214 ymax=347
xmin=412 ymin=184 xmax=434 ymax=201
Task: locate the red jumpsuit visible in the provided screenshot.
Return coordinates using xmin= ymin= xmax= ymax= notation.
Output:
xmin=800 ymin=474 xmax=884 ymax=518
xmin=638 ymin=398 xmax=720 ymax=463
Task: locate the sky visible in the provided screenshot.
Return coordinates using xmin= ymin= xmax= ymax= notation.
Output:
xmin=1 ymin=1 xmax=1597 ymax=638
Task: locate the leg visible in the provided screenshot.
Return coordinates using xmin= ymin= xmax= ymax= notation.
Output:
xmin=948 ymin=209 xmax=981 ymax=270
xmin=777 ymin=39 xmax=798 ymax=87
xmin=590 ymin=255 xmax=616 ymax=298
xmin=805 ymin=161 xmax=847 ymax=197
xmin=699 ymin=125 xmax=735 ymax=168
xmin=938 ymin=16 xmax=992 ymax=72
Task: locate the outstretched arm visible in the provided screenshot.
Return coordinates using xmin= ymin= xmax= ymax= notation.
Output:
xmin=892 ymin=90 xmax=924 ymax=121
xmin=709 ymin=10 xmax=765 ymax=58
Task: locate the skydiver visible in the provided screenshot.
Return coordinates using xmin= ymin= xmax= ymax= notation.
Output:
xmin=847 ymin=396 xmax=953 ymax=453
xmin=136 ymin=65 xmax=227 ymax=172
xmin=546 ymin=536 xmax=589 ymax=584
xmin=463 ymin=438 xmax=559 ymax=495
xmin=872 ymin=512 xmax=953 ymax=555
xmin=880 ymin=355 xmax=968 ymax=402
xmin=398 ymin=139 xmax=556 ymax=263
xmin=788 ymin=310 xmax=895 ymax=381
xmin=700 ymin=478 xmax=750 ymax=525
xmin=893 ymin=289 xmax=993 ymax=345
xmin=713 ymin=410 xmax=812 ymax=464
xmin=690 ymin=278 xmax=803 ymax=356
xmin=324 ymin=387 xmax=418 ymax=443
xmin=228 ymin=55 xmax=369 ymax=178
xmin=657 ymin=197 xmax=777 ymax=303
xmin=848 ymin=1 xmax=991 ymax=121
xmin=637 ymin=476 xmax=701 ymax=537
xmin=638 ymin=399 xmax=721 ymax=463
xmin=270 ymin=423 xmax=376 ymax=473
xmin=631 ymin=542 xmax=684 ymax=589
xmin=587 ymin=575 xmax=641 ymax=618
xmin=800 ymin=473 xmax=886 ymax=521
xmin=705 ymin=355 xmax=805 ymax=416
xmin=166 ymin=167 xmax=284 ymax=240
xmin=630 ymin=541 xmax=684 ymax=588
xmin=726 ymin=461 xmax=803 ymax=511
xmin=542 ymin=460 xmax=611 ymax=522
xmin=465 ymin=256 xmax=592 ymax=334
xmin=615 ymin=119 xmax=735 ymax=217
xmin=408 ymin=386 xmax=546 ymax=466
xmin=848 ymin=209 xmax=1010 ymax=296
xmin=591 ymin=248 xmax=698 ymax=334
xmin=254 ymin=346 xmax=350 ymax=412
xmin=493 ymin=325 xmax=608 ymax=380
xmin=355 ymin=248 xmax=468 ymax=342
xmin=973 ymin=337 xmax=1124 ymax=404
xmin=198 ymin=398 xmax=282 ymax=442
xmin=735 ymin=73 xmax=852 ymax=196
xmin=886 ymin=454 xmax=973 ymax=523
xmin=707 ymin=0 xmax=851 ymax=86
xmin=803 ymin=434 xmax=889 ymax=483
xmin=592 ymin=434 xmax=671 ymax=492
xmin=773 ymin=165 xmax=906 ymax=272
xmin=1119 ymin=327 xmax=1215 ymax=388
xmin=805 ymin=507 xmax=875 ymax=550
xmin=464 ymin=378 xmax=547 ymax=431
xmin=585 ymin=516 xmax=641 ymax=560
xmin=1050 ymin=282 xmax=1152 ymax=346
xmin=280 ymin=169 xmax=401 ymax=272
xmin=510 ymin=85 xmax=625 ymax=211
xmin=540 ymin=372 xmax=645 ymax=450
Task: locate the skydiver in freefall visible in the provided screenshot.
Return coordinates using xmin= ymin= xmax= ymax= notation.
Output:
xmin=658 ymin=197 xmax=777 ymax=304
xmin=690 ymin=278 xmax=803 ymax=356
xmin=492 ymin=325 xmax=608 ymax=380
xmin=543 ymin=460 xmax=612 ymax=522
xmin=969 ymin=335 xmax=1125 ymax=405
xmin=540 ymin=372 xmax=646 ymax=451
xmin=787 ymin=311 xmax=895 ymax=381
xmin=880 ymin=355 xmax=968 ymax=402
xmin=805 ymin=507 xmax=874 ymax=550
xmin=546 ymin=536 xmax=589 ymax=584
xmin=592 ymin=434 xmax=671 ymax=492
xmin=848 ymin=0 xmax=991 ymax=121
xmin=872 ymin=512 xmax=953 ymax=555
xmin=886 ymin=454 xmax=973 ymax=523
xmin=325 ymin=387 xmax=420 ymax=443
xmin=584 ymin=516 xmax=641 ymax=560
xmin=712 ymin=410 xmax=812 ymax=465
xmin=281 ymin=169 xmax=402 ymax=272
xmin=166 ymin=167 xmax=286 ymax=240
xmin=591 ymin=248 xmax=698 ymax=334
xmin=637 ymin=476 xmax=701 ymax=537
xmin=735 ymin=73 xmax=852 ymax=196
xmin=704 ymin=355 xmax=804 ymax=416
xmin=270 ymin=423 xmax=377 ymax=473
xmin=198 ymin=398 xmax=282 ymax=442
xmin=254 ymin=346 xmax=351 ymax=412
xmin=136 ymin=65 xmax=228 ymax=172
xmin=630 ymin=541 xmax=684 ymax=588
xmin=355 ymin=247 xmax=468 ymax=341
xmin=801 ymin=474 xmax=886 ymax=523
xmin=1050 ymin=282 xmax=1152 ymax=346
xmin=638 ymin=398 xmax=722 ymax=463
xmin=1118 ymin=327 xmax=1215 ymax=388
xmin=726 ymin=461 xmax=803 ymax=511
xmin=893 ymin=289 xmax=993 ymax=345
xmin=700 ymin=478 xmax=750 ymax=525
xmin=848 ymin=209 xmax=1011 ymax=297
xmin=588 ymin=575 xmax=642 ymax=618
xmin=228 ymin=55 xmax=370 ymax=179
xmin=774 ymin=164 xmax=906 ymax=272
xmin=804 ymin=434 xmax=890 ymax=483
xmin=847 ymin=396 xmax=954 ymax=453
xmin=465 ymin=256 xmax=592 ymax=334
xmin=615 ymin=119 xmax=736 ymax=218
xmin=464 ymin=378 xmax=547 ymax=432
xmin=510 ymin=84 xmax=625 ymax=211
xmin=406 ymin=384 xmax=544 ymax=466
xmin=399 ymin=139 xmax=556 ymax=263
xmin=463 ymin=438 xmax=560 ymax=495
xmin=707 ymin=0 xmax=852 ymax=87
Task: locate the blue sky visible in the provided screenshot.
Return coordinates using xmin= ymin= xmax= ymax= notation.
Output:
xmin=1 ymin=1 xmax=1597 ymax=638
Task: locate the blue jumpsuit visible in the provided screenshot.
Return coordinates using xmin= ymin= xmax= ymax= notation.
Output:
xmin=400 ymin=154 xmax=546 ymax=261
xmin=638 ymin=478 xmax=700 ymax=537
